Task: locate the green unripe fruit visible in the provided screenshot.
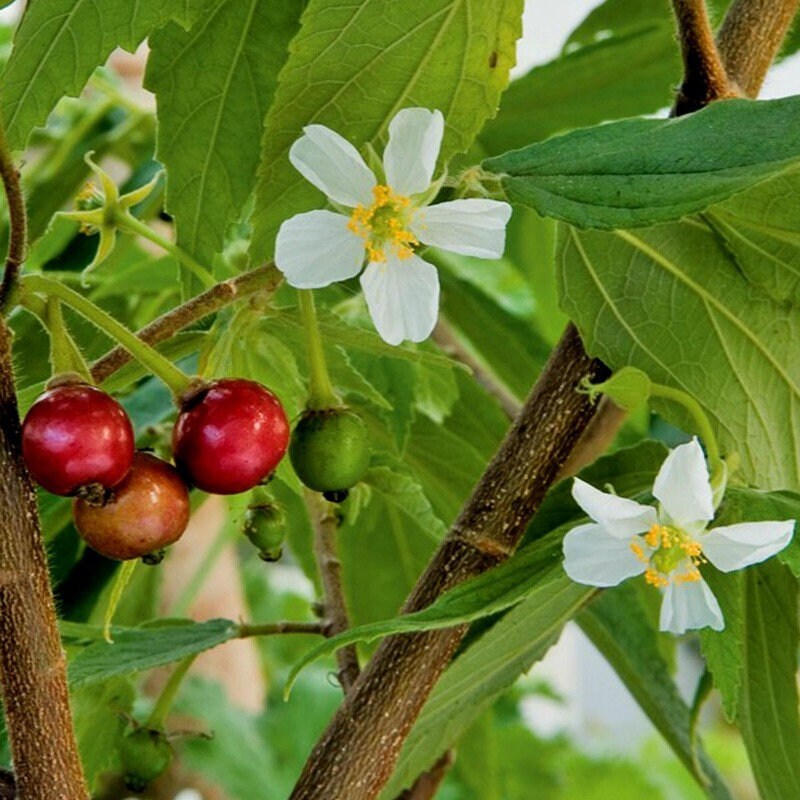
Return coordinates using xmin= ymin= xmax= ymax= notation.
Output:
xmin=289 ymin=408 xmax=370 ymax=495
xmin=119 ymin=728 xmax=172 ymax=791
xmin=243 ymin=503 xmax=286 ymax=561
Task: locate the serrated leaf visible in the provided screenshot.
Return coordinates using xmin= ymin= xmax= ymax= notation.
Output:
xmin=145 ymin=0 xmax=302 ymax=293
xmin=579 ymin=585 xmax=732 ymax=800
xmin=738 ymin=561 xmax=800 ymax=800
xmin=250 ymin=0 xmax=523 ymax=259
xmin=67 ymin=618 xmax=238 ymax=686
xmin=559 ymin=221 xmax=800 ymax=491
xmin=1 ymin=0 xmax=214 ymax=149
xmin=485 ymin=98 xmax=800 ymax=230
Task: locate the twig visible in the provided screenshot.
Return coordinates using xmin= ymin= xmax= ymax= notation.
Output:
xmin=397 ymin=751 xmax=454 ymax=800
xmin=90 ymin=263 xmax=282 ymax=383
xmin=671 ymin=0 xmax=741 ymax=115
xmin=431 ymin=319 xmax=520 ymax=419
xmin=238 ymin=620 xmax=326 ymax=638
xmin=307 ymin=491 xmax=361 ymax=693
xmin=717 ymin=0 xmax=800 ymax=97
xmin=289 ymin=325 xmax=608 ymax=799
xmin=0 ymin=116 xmax=88 ymax=797
xmin=0 ymin=122 xmax=25 ymax=313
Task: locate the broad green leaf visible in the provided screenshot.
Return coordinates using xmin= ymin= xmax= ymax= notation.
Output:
xmin=579 ymin=585 xmax=732 ymax=800
xmin=480 ymin=23 xmax=677 ymax=154
xmin=737 ymin=561 xmax=800 ymax=800
xmin=558 ymin=221 xmax=800 ymax=491
xmin=384 ymin=575 xmax=592 ymax=795
xmin=146 ymin=0 xmax=302 ymax=293
xmin=250 ymin=0 xmax=523 ymax=260
xmin=485 ymin=98 xmax=800 ymax=230
xmin=1 ymin=0 xmax=214 ymax=149
xmin=565 ymin=0 xmax=673 ymax=46
xmin=67 ymin=618 xmax=238 ymax=686
xmin=705 ymin=168 xmax=800 ymax=304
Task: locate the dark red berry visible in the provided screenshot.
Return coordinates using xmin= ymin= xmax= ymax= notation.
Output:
xmin=73 ymin=452 xmax=190 ymax=561
xmin=172 ymin=378 xmax=289 ymax=495
xmin=22 ymin=384 xmax=134 ymax=496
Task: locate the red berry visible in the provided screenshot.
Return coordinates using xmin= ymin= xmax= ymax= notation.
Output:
xmin=22 ymin=384 xmax=135 ymax=496
xmin=73 ymin=452 xmax=190 ymax=561
xmin=172 ymin=378 xmax=289 ymax=495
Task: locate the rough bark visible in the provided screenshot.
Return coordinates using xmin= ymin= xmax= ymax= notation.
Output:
xmin=289 ymin=325 xmax=608 ymax=799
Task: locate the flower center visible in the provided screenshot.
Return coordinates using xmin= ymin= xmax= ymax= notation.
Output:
xmin=630 ymin=524 xmax=704 ymax=589
xmin=348 ymin=185 xmax=418 ymax=263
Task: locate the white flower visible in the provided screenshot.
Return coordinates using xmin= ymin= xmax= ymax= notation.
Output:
xmin=562 ymin=439 xmax=795 ymax=634
xmin=275 ymin=108 xmax=512 ymax=346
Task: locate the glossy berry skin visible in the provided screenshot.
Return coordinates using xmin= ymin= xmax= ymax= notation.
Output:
xmin=172 ymin=378 xmax=290 ymax=495
xmin=73 ymin=453 xmax=190 ymax=561
xmin=22 ymin=384 xmax=134 ymax=496
xmin=289 ymin=408 xmax=370 ymax=494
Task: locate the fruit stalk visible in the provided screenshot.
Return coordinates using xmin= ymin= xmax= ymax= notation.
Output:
xmin=297 ymin=289 xmax=339 ymax=410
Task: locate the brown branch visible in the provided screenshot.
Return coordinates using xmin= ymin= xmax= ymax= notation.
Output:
xmin=307 ymin=490 xmax=360 ymax=693
xmin=671 ymin=0 xmax=741 ymax=115
xmin=238 ymin=620 xmax=326 ymax=638
xmin=557 ymin=397 xmax=628 ymax=479
xmin=289 ymin=324 xmax=608 ymax=799
xmin=717 ymin=0 xmax=800 ymax=97
xmin=90 ymin=263 xmax=282 ymax=383
xmin=0 ymin=120 xmax=88 ymax=797
xmin=431 ymin=319 xmax=520 ymax=419
xmin=397 ymin=751 xmax=454 ymax=800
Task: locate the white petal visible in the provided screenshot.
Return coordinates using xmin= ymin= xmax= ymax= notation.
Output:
xmin=289 ymin=125 xmax=376 ymax=207
xmin=411 ymin=199 xmax=512 ymax=259
xmin=701 ymin=520 xmax=795 ymax=572
xmin=571 ymin=478 xmax=658 ymax=539
xmin=562 ymin=523 xmax=645 ymax=587
xmin=383 ymin=108 xmax=444 ymax=196
xmin=653 ymin=438 xmax=714 ymax=526
xmin=275 ymin=210 xmax=364 ymax=288
xmin=659 ymin=577 xmax=724 ymax=634
xmin=359 ymin=253 xmax=439 ymax=346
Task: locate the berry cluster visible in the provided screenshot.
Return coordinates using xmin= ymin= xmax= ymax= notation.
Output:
xmin=21 ymin=378 xmax=290 ymax=562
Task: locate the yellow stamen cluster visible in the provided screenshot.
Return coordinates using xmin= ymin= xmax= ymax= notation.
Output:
xmin=631 ymin=523 xmax=705 ymax=589
xmin=348 ymin=184 xmax=418 ymax=263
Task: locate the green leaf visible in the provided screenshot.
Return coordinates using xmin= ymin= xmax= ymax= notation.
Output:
xmin=145 ymin=0 xmax=302 ymax=293
xmin=485 ymin=98 xmax=800 ymax=230
xmin=558 ymin=221 xmax=800 ymax=491
xmin=67 ymin=618 xmax=238 ymax=686
xmin=579 ymin=585 xmax=732 ymax=800
xmin=480 ymin=22 xmax=677 ymax=154
xmin=737 ymin=561 xmax=800 ymax=800
xmin=1 ymin=0 xmax=214 ymax=149
xmin=705 ymin=168 xmax=800 ymax=304
xmin=384 ymin=575 xmax=592 ymax=795
xmin=250 ymin=0 xmax=524 ymax=260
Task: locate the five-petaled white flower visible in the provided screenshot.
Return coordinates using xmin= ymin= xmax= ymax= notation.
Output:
xmin=275 ymin=108 xmax=512 ymax=346
xmin=562 ymin=439 xmax=794 ymax=634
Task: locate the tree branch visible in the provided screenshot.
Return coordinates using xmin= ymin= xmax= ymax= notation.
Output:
xmin=397 ymin=751 xmax=454 ymax=800
xmin=307 ymin=491 xmax=361 ymax=693
xmin=0 ymin=116 xmax=88 ymax=798
xmin=238 ymin=620 xmax=326 ymax=638
xmin=717 ymin=0 xmax=800 ymax=97
xmin=671 ymin=0 xmax=741 ymax=114
xmin=90 ymin=264 xmax=282 ymax=383
xmin=289 ymin=324 xmax=608 ymax=799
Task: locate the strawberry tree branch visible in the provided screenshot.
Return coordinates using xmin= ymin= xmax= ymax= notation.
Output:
xmin=717 ymin=0 xmax=800 ymax=97
xmin=397 ymin=752 xmax=454 ymax=800
xmin=289 ymin=324 xmax=608 ymax=799
xmin=307 ymin=491 xmax=361 ymax=693
xmin=671 ymin=0 xmax=741 ymax=114
xmin=0 ymin=138 xmax=88 ymax=796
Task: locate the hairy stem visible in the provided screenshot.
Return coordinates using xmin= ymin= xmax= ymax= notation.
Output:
xmin=671 ymin=0 xmax=740 ymax=114
xmin=717 ymin=0 xmax=800 ymax=96
xmin=307 ymin=491 xmax=360 ymax=692
xmin=290 ymin=325 xmax=608 ymax=799
xmin=91 ymin=264 xmax=282 ymax=383
xmin=0 ymin=121 xmax=26 ymax=313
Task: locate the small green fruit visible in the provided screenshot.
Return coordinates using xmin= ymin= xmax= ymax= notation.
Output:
xmin=243 ymin=503 xmax=286 ymax=561
xmin=119 ymin=728 xmax=173 ymax=791
xmin=289 ymin=408 xmax=370 ymax=494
